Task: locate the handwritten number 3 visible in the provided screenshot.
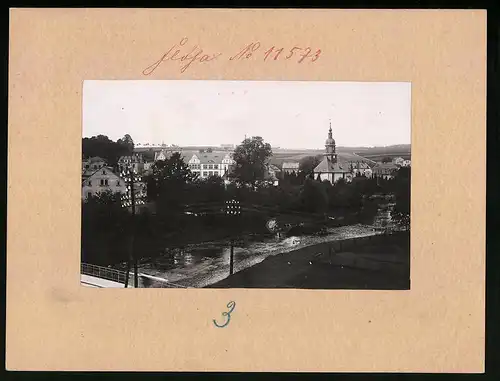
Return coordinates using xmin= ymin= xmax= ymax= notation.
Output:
xmin=213 ymin=301 xmax=236 ymax=328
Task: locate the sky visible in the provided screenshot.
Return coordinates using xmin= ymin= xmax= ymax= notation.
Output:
xmin=83 ymin=80 xmax=411 ymax=149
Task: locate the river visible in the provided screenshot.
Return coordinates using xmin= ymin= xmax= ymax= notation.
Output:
xmin=134 ymin=203 xmax=396 ymax=288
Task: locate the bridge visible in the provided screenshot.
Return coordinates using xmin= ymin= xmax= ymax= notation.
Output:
xmin=81 ymin=263 xmax=187 ymax=288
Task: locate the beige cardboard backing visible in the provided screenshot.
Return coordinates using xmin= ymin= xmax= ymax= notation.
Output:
xmin=7 ymin=9 xmax=486 ymax=372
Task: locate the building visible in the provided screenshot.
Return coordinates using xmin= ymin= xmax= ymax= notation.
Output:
xmin=82 ymin=156 xmax=107 ymax=172
xmin=154 ymin=149 xmax=169 ymax=162
xmin=82 ymin=166 xmax=127 ymax=200
xmin=313 ymin=123 xmax=353 ymax=184
xmin=393 ymin=157 xmax=405 ymax=166
xmin=143 ymin=161 xmax=154 ymax=174
xmin=372 ymin=163 xmax=399 ymax=179
xmin=282 ymin=162 xmax=300 ymax=174
xmin=82 ymin=157 xmax=108 ymax=182
xmin=267 ymin=163 xmax=281 ymax=179
xmin=188 ymin=152 xmax=235 ymax=178
xmin=349 ymin=161 xmax=373 ymax=178
xmin=264 ymin=163 xmax=281 ymax=186
xmin=402 ymin=159 xmax=411 ymax=167
xmin=118 ymin=154 xmax=145 ymax=173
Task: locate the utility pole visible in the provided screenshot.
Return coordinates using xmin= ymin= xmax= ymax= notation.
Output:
xmin=225 ymin=199 xmax=241 ymax=276
xmin=121 ymin=166 xmax=146 ymax=288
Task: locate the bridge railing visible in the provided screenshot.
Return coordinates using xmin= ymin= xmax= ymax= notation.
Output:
xmin=81 ymin=263 xmax=132 ymax=286
xmin=81 ymin=263 xmax=187 ymax=288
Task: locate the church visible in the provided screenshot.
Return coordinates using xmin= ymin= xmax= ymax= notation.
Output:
xmin=313 ymin=123 xmax=353 ymax=184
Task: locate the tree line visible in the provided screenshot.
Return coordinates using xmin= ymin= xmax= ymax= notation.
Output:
xmin=82 ymin=134 xmax=135 ymax=167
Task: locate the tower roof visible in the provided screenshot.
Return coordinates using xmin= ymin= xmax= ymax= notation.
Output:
xmin=325 ymin=121 xmax=335 ymax=146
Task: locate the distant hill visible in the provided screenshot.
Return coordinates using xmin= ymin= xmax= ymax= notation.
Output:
xmin=134 ymin=144 xmax=411 ymax=165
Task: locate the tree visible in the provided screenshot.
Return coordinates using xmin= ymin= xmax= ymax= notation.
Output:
xmin=230 ymin=136 xmax=273 ymax=187
xmin=191 ymin=175 xmax=226 ymax=204
xmin=81 ymin=190 xmax=131 ymax=265
xmin=381 ymin=156 xmax=393 ymax=163
xmin=149 ymin=152 xmax=198 ymax=216
xmin=299 ymin=178 xmax=329 ymax=214
xmin=117 ymin=134 xmax=135 ymax=156
xmin=142 ymin=149 xmax=155 ymax=162
xmin=392 ymin=167 xmax=410 ymax=230
xmin=82 ymin=134 xmax=134 ymax=167
xmin=299 ymin=155 xmax=322 ymax=176
xmin=153 ymin=152 xmax=196 ymax=181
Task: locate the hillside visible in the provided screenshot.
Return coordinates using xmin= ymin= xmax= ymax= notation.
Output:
xmin=134 ymin=144 xmax=411 ymax=165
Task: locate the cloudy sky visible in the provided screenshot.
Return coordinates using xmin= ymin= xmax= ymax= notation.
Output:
xmin=83 ymin=80 xmax=411 ymax=149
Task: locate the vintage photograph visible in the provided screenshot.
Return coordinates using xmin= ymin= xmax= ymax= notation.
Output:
xmin=81 ymin=80 xmax=411 ymax=289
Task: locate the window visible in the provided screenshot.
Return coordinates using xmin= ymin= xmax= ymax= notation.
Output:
xmin=100 ymin=179 xmax=104 ymax=186
xmin=203 ymin=171 xmax=208 ymax=177
xmin=213 ymin=165 xmax=218 ymax=169
xmin=88 ymin=180 xmax=92 ymax=186
xmin=209 ymin=171 xmax=213 ymax=176
xmin=102 ymin=170 xmax=106 ymax=175
xmin=104 ymin=179 xmax=109 ymax=186
xmin=87 ymin=192 xmax=92 ymax=198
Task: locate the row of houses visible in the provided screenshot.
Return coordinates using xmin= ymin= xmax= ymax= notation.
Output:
xmin=82 ymin=126 xmax=410 ymax=199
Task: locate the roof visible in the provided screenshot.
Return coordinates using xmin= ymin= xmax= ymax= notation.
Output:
xmin=191 ymin=152 xmax=232 ymax=164
xmin=313 ymin=157 xmax=352 ymax=173
xmin=282 ymin=162 xmax=300 ymax=168
xmin=119 ymin=154 xmax=143 ymax=163
xmin=372 ymin=163 xmax=399 ymax=174
xmin=268 ymin=164 xmax=281 ymax=172
xmin=154 ymin=150 xmax=193 ymax=164
xmin=87 ymin=156 xmax=106 ymax=163
xmin=82 ymin=166 xmax=121 ymax=184
xmin=373 ymin=163 xmax=399 ymax=169
xmin=349 ymin=161 xmax=372 ymax=170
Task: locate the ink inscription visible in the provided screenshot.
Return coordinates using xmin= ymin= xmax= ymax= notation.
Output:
xmin=229 ymin=42 xmax=322 ymax=63
xmin=213 ymin=301 xmax=236 ymax=328
xmin=142 ymin=38 xmax=322 ymax=75
xmin=142 ymin=37 xmax=222 ymax=75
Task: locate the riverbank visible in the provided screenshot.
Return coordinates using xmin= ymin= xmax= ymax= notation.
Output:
xmin=135 ymin=224 xmax=383 ymax=288
xmin=207 ymin=231 xmax=410 ymax=289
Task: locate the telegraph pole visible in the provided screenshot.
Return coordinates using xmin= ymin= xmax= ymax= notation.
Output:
xmin=225 ymin=199 xmax=241 ymax=276
xmin=121 ymin=166 xmax=146 ymax=288
xmin=130 ymin=176 xmax=138 ymax=288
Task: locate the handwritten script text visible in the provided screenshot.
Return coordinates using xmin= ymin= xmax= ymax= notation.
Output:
xmin=142 ymin=38 xmax=322 ymax=75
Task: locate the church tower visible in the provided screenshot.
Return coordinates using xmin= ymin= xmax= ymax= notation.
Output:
xmin=324 ymin=120 xmax=337 ymax=163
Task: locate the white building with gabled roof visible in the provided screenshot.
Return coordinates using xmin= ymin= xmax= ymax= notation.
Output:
xmin=82 ymin=166 xmax=127 ymax=200
xmin=188 ymin=152 xmax=235 ymax=178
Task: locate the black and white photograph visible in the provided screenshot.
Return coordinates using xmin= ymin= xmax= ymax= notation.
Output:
xmin=81 ymin=80 xmax=411 ymax=289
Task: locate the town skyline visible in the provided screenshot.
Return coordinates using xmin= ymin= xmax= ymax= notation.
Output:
xmin=83 ymin=80 xmax=411 ymax=150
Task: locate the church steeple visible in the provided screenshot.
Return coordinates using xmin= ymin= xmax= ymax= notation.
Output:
xmin=324 ymin=119 xmax=337 ymax=163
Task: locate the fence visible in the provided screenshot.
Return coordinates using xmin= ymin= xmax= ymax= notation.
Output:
xmin=81 ymin=262 xmax=187 ymax=288
xmin=81 ymin=263 xmax=132 ymax=286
